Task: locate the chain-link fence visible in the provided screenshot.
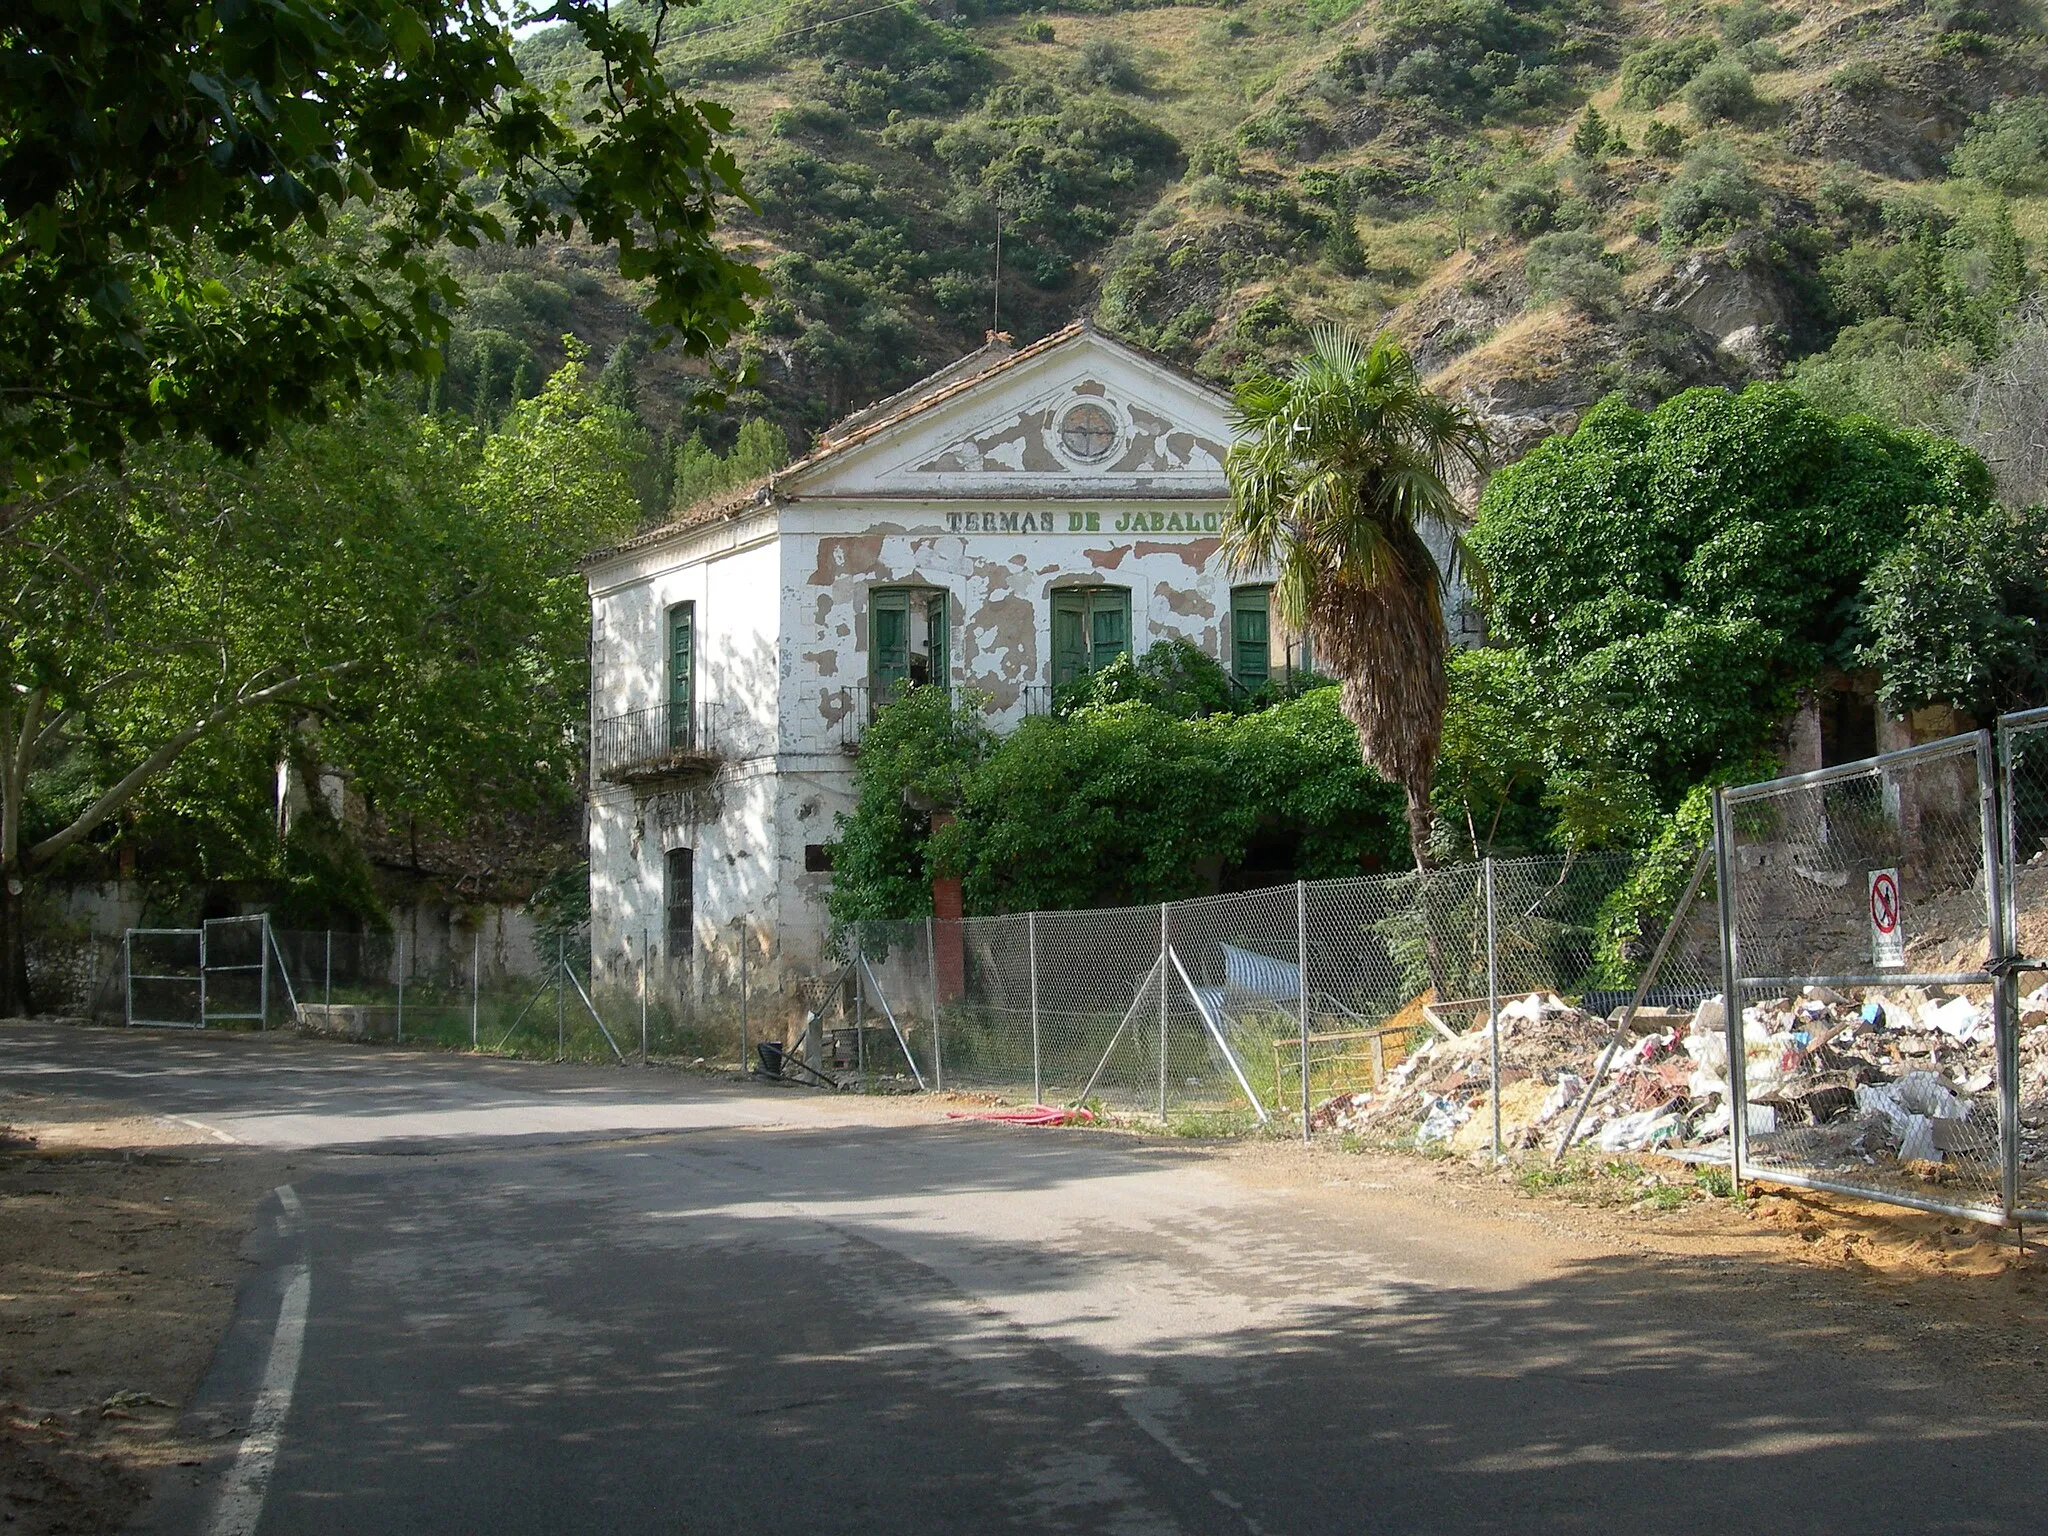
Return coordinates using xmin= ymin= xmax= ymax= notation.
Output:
xmin=1717 ymin=731 xmax=2013 ymax=1224
xmin=1999 ymin=706 xmax=2048 ymax=1220
xmin=68 ymin=710 xmax=2048 ymax=1231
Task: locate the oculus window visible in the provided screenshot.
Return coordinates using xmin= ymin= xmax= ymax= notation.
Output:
xmin=1059 ymin=403 xmax=1118 ymax=461
xmin=1051 ymin=586 xmax=1132 ymax=684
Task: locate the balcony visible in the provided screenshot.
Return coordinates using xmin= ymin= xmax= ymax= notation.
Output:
xmin=827 ymin=682 xmax=872 ymax=754
xmin=592 ymin=702 xmax=725 ymax=784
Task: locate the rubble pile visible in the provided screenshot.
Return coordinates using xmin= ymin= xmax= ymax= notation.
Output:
xmin=1310 ymin=983 xmax=2048 ymax=1176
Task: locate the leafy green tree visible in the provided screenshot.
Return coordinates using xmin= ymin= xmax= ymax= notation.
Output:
xmin=0 ymin=355 xmax=639 ymax=1011
xmin=1469 ymin=384 xmax=2004 ymax=827
xmin=1 ymin=0 xmax=765 ymax=498
xmin=1222 ymin=327 xmax=1490 ymax=872
xmin=1859 ymin=501 xmax=2048 ymax=718
xmin=826 ymin=687 xmax=991 ymax=925
xmin=671 ymin=418 xmax=790 ymax=511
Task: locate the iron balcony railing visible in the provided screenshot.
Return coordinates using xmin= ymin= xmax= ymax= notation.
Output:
xmin=592 ymin=701 xmax=724 ymax=782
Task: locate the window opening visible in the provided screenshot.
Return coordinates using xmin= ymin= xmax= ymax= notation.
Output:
xmin=1051 ymin=587 xmax=1133 ymax=684
xmin=665 ymin=847 xmax=695 ymax=975
xmin=870 ymin=588 xmax=948 ymax=703
xmin=668 ymin=603 xmax=695 ymax=749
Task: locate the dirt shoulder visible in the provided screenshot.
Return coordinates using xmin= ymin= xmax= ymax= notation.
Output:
xmin=1206 ymin=1133 xmax=2048 ymax=1410
xmin=0 ymin=1087 xmax=287 ymax=1535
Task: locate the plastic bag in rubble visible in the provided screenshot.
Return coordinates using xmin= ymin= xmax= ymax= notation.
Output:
xmin=1415 ymin=1097 xmax=1469 ymax=1149
xmin=1856 ymin=1072 xmax=1970 ymax=1164
xmin=1536 ymin=1074 xmax=1585 ymax=1126
xmin=1596 ymin=1106 xmax=1680 ymax=1152
xmin=1926 ymin=995 xmax=1992 ymax=1045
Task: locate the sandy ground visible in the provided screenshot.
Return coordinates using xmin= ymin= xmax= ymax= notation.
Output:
xmin=1215 ymin=1135 xmax=2048 ymax=1413
xmin=0 ymin=1088 xmax=286 ymax=1535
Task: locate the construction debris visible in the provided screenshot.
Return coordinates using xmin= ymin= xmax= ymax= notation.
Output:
xmin=1311 ymin=983 xmax=2048 ymax=1182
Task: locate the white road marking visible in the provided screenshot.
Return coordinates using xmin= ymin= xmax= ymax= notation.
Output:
xmin=206 ymin=1187 xmax=310 ymax=1536
xmin=173 ymin=1115 xmax=239 ymax=1144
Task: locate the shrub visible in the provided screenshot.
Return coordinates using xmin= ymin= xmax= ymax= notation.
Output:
xmin=1524 ymin=231 xmax=1623 ymax=313
xmin=1685 ymin=59 xmax=1758 ymax=124
xmin=1020 ymin=18 xmax=1054 ymax=41
xmin=1717 ymin=0 xmax=1791 ymax=44
xmin=1643 ymin=119 xmax=1686 ymax=157
xmin=1619 ymin=36 xmax=1720 ymax=109
xmin=1490 ymin=178 xmax=1560 ymax=237
xmin=1659 ymin=142 xmax=1761 ymax=247
xmin=1630 ymin=209 xmax=1661 ymax=240
xmin=1950 ymin=97 xmax=2048 ymax=191
xmin=1068 ymin=38 xmax=1145 ymax=92
xmin=1830 ymin=60 xmax=1887 ymax=99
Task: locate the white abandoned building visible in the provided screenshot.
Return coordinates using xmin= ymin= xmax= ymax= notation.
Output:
xmin=582 ymin=322 xmax=1476 ymax=991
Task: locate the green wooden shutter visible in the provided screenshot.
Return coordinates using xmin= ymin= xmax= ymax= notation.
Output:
xmin=1089 ymin=589 xmax=1130 ymax=671
xmin=1052 ymin=591 xmax=1087 ymax=684
xmin=1231 ymin=587 xmax=1270 ymax=685
xmin=924 ymin=591 xmax=949 ymax=691
xmin=668 ymin=604 xmax=695 ymax=747
xmin=872 ymin=589 xmax=910 ymax=700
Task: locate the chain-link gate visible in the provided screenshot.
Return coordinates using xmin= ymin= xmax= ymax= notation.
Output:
xmin=124 ymin=928 xmax=203 ymax=1027
xmin=1715 ymin=731 xmax=2013 ymax=1223
xmin=1997 ymin=705 xmax=2048 ymax=1220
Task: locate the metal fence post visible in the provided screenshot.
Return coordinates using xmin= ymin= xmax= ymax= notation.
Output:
xmin=927 ymin=915 xmax=944 ymax=1092
xmin=1297 ymin=880 xmax=1309 ymax=1144
xmin=123 ymin=930 xmax=133 ymax=1028
xmin=1158 ymin=902 xmax=1169 ymax=1123
xmin=259 ymin=914 xmax=271 ymax=1030
xmin=855 ymin=933 xmax=868 ymax=1083
xmin=1712 ymin=789 xmax=1744 ymax=1192
xmin=323 ymin=929 xmax=331 ymax=1010
xmin=395 ymin=932 xmax=405 ymax=1044
xmin=1486 ymin=857 xmax=1501 ymax=1163
xmin=1977 ymin=729 xmax=2020 ymax=1222
xmin=737 ymin=922 xmax=748 ymax=1072
xmin=1028 ymin=910 xmax=1041 ymax=1105
xmin=197 ymin=922 xmax=207 ymax=1029
xmin=471 ymin=930 xmax=481 ymax=1050
xmin=639 ymin=930 xmax=650 ymax=1065
xmin=556 ymin=932 xmax=566 ymax=1060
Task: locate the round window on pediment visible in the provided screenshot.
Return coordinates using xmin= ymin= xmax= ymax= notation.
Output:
xmin=1059 ymin=403 xmax=1119 ymax=463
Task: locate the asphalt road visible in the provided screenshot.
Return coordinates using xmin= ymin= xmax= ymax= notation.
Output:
xmin=6 ymin=1023 xmax=2045 ymax=1534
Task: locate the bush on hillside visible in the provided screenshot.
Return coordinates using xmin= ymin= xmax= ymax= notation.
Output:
xmin=1950 ymin=97 xmax=2048 ymax=191
xmin=1659 ymin=142 xmax=1761 ymax=247
xmin=1684 ymin=59 xmax=1757 ymax=124
xmin=1524 ymin=231 xmax=1623 ymax=313
xmin=1618 ymin=36 xmax=1719 ymax=108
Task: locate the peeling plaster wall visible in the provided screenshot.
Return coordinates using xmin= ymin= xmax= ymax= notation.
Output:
xmin=587 ymin=521 xmax=782 ymax=989
xmin=583 ymin=328 xmax=1483 ymax=994
xmin=783 ymin=501 xmax=1249 ymax=738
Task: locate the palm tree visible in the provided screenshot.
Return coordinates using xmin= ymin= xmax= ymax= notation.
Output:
xmin=1222 ymin=326 xmax=1489 ymax=872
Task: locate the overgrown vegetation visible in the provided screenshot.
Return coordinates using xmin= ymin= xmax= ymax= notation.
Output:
xmin=826 ymin=654 xmax=1409 ymax=921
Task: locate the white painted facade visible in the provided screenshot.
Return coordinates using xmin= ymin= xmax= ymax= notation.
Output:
xmin=583 ymin=325 xmax=1475 ymax=990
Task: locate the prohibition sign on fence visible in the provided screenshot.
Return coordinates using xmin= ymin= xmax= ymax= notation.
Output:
xmin=1869 ymin=867 xmax=1905 ymax=969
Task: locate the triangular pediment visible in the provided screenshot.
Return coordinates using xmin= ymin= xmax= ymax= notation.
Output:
xmin=783 ymin=328 xmax=1235 ymax=500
